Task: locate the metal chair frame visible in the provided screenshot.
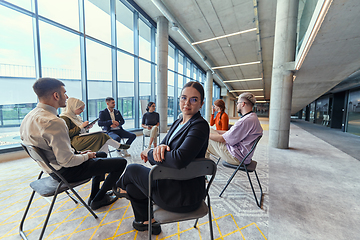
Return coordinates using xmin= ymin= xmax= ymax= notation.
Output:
xmin=20 ymin=144 xmax=98 ymax=240
xmin=213 ymin=135 xmax=263 ymax=208
xmin=147 ymin=158 xmax=217 ymax=240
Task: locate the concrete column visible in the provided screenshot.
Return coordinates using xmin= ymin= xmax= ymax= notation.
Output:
xmin=156 ymin=16 xmax=168 ymax=133
xmin=269 ymin=0 xmax=298 ymax=148
xmin=205 ymin=70 xmax=213 ymax=122
xmin=224 ymin=95 xmax=231 ymax=115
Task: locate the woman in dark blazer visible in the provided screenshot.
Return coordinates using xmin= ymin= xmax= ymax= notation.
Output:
xmin=114 ymin=81 xmax=209 ymax=235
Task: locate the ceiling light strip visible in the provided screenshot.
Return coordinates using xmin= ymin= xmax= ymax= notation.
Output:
xmin=191 ymin=28 xmax=257 ymax=45
xmin=224 ymin=78 xmax=262 ymax=83
xmin=212 ymin=61 xmax=260 ymax=70
xmin=230 ymin=89 xmax=263 ymax=92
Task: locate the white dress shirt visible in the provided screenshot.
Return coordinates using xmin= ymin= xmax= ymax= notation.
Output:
xmin=107 ymin=108 xmax=120 ymax=130
xmin=20 ymin=103 xmax=89 ymax=173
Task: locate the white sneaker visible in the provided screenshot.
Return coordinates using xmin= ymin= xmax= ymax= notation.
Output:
xmin=121 ymin=149 xmax=131 ymax=157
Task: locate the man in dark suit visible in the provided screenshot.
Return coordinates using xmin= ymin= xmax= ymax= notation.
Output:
xmin=98 ymin=97 xmax=136 ymax=157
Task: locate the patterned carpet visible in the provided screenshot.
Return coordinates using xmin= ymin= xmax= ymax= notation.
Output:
xmin=0 ymin=126 xmax=268 ymax=240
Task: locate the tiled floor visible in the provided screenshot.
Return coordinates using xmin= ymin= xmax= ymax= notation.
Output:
xmin=0 ymin=123 xmax=269 ymax=240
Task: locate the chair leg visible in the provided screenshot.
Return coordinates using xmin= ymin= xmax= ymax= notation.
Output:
xmin=67 ymin=185 xmax=98 ymax=219
xmin=38 ymin=184 xmax=62 ymax=240
xmin=219 ymin=167 xmax=240 ymax=197
xmin=193 ymin=218 xmax=199 ymax=228
xmin=20 ymin=171 xmax=44 ymax=240
xmin=245 ymin=168 xmax=263 ymax=208
xmin=207 ymin=195 xmax=214 ymax=240
xmin=65 ymin=190 xmax=78 ymax=204
xmin=19 ymin=190 xmax=36 ymax=240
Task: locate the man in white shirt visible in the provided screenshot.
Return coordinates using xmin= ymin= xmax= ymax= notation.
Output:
xmin=98 ymin=97 xmax=136 ymax=157
xmin=20 ymin=78 xmax=127 ymax=210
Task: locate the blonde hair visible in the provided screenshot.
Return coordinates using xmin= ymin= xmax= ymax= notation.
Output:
xmin=239 ymin=92 xmax=256 ymax=106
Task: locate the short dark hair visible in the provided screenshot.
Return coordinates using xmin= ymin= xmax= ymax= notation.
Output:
xmin=146 ymin=102 xmax=155 ymax=111
xmin=106 ymin=97 xmax=114 ymax=102
xmin=181 ymin=81 xmax=205 ymax=103
xmin=33 ymin=77 xmax=65 ymax=99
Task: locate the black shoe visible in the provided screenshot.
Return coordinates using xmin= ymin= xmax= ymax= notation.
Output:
xmin=117 ymin=144 xmax=130 ymax=150
xmin=112 ymin=186 xmax=130 ymax=200
xmin=88 ymin=191 xmax=114 ymax=205
xmin=132 ymin=220 xmax=161 ymax=235
xmin=90 ymin=195 xmax=118 ymax=210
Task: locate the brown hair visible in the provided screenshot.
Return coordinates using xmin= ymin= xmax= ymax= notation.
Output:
xmin=214 ymin=99 xmax=225 ymax=112
xmin=214 ymin=99 xmax=226 ymax=125
xmin=182 ymin=81 xmax=205 ymax=103
xmin=33 ymin=77 xmax=64 ymax=99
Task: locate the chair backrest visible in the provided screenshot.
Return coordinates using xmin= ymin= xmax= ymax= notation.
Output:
xmin=150 ymin=158 xmax=216 ymax=181
xmin=21 ymin=143 xmax=65 ymax=179
xmin=238 ymin=135 xmax=262 ymax=166
xmin=149 ymin=158 xmax=217 ymax=196
xmin=21 ymin=144 xmax=52 ymax=168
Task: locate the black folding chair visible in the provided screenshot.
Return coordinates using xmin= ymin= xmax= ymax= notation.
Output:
xmin=20 ymin=144 xmax=98 ymax=240
xmin=147 ymin=158 xmax=217 ymax=240
xmin=214 ymin=135 xmax=263 ymax=208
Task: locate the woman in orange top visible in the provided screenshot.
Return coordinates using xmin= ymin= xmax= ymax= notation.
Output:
xmin=210 ymin=99 xmax=229 ymax=130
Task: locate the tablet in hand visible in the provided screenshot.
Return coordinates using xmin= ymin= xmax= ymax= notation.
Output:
xmin=84 ymin=118 xmax=99 ymax=129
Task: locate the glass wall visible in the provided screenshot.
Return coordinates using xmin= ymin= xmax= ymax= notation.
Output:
xmin=309 ymin=102 xmax=316 ymax=123
xmin=0 ymin=0 xmax=208 ymax=150
xmin=296 ymin=0 xmax=320 ymax=54
xmin=346 ymin=89 xmax=360 ymax=136
xmin=315 ymin=96 xmax=329 ymax=125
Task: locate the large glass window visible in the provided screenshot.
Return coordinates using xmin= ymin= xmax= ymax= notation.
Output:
xmin=84 ymin=0 xmax=111 ymax=44
xmin=346 ymin=89 xmax=360 ymax=136
xmin=178 ymin=53 xmax=184 ymax=75
xmin=86 ymin=40 xmax=112 ymax=121
xmin=0 ymin=6 xmax=36 ymax=146
xmin=309 ymin=102 xmax=315 ymax=123
xmin=116 ymin=1 xmax=133 ymax=54
xmin=168 ymin=45 xmax=175 ymax=71
xmin=186 ymin=60 xmax=191 ymax=79
xmin=38 ymin=0 xmax=79 ymax=31
xmin=139 ymin=59 xmax=151 ymax=118
xmin=0 ymin=0 xmax=205 ymax=151
xmin=315 ymin=96 xmax=329 ymax=125
xmin=118 ymin=52 xmax=134 ymax=129
xmin=296 ymin=0 xmax=319 ymax=53
xmin=168 ymin=71 xmax=175 ymax=123
xmin=40 ymin=21 xmax=82 ymax=99
xmin=139 ymin=19 xmax=151 ymax=61
xmin=6 ymin=0 xmax=32 ymax=12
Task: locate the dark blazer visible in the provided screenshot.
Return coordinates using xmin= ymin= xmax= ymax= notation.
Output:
xmin=98 ymin=108 xmax=124 ymax=132
xmin=148 ymin=111 xmax=210 ymax=213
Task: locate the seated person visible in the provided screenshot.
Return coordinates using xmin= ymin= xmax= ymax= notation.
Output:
xmin=210 ymin=99 xmax=229 ymax=130
xmin=141 ymin=101 xmax=160 ymax=149
xmin=98 ymin=97 xmax=136 ymax=157
xmin=20 ymin=78 xmax=128 ymax=210
xmin=60 ymin=97 xmax=129 ymax=154
xmin=113 ymin=81 xmax=209 ymax=235
xmin=206 ymin=92 xmax=263 ymax=165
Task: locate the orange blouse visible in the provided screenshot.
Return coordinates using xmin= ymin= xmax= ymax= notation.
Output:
xmin=210 ymin=112 xmax=229 ymax=130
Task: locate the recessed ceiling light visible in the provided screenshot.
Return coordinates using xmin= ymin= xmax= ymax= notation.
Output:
xmin=192 ymin=28 xmax=257 ymax=45
xmin=224 ymin=78 xmax=262 ymax=83
xmin=212 ymin=61 xmax=260 ymax=70
xmin=229 ymin=89 xmax=263 ymax=92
